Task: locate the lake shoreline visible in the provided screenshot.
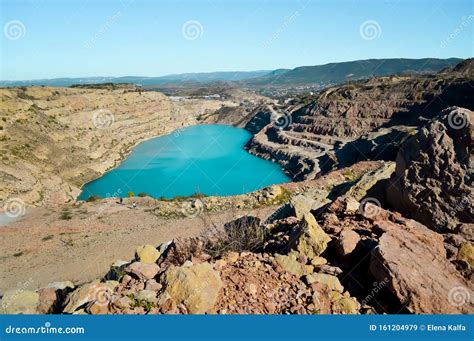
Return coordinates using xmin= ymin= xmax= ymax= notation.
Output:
xmin=78 ymin=124 xmax=290 ymax=201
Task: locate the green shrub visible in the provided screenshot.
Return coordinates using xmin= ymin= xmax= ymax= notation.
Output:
xmin=59 ymin=210 xmax=73 ymax=220
xmin=86 ymin=195 xmax=102 ymax=202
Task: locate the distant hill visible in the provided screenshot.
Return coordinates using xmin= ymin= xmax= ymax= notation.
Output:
xmin=0 ymin=58 xmax=463 ymax=88
xmin=0 ymin=70 xmax=272 ymax=87
xmin=244 ymin=58 xmax=463 ymax=86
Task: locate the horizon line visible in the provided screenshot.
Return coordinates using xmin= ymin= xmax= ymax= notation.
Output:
xmin=0 ymin=56 xmax=465 ymax=83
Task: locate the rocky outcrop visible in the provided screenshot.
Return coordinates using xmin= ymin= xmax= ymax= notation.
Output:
xmin=135 ymin=244 xmax=161 ymax=264
xmin=246 ymin=60 xmax=474 ymax=180
xmin=63 ymin=281 xmax=111 ymax=314
xmin=124 ymin=262 xmax=160 ymax=281
xmin=273 ymin=253 xmax=314 ymax=277
xmin=370 ymin=219 xmax=473 ymax=314
xmin=0 ymin=86 xmax=231 ymax=206
xmin=2 ymin=181 xmax=472 ymax=315
xmin=159 ymin=263 xmax=222 ymax=314
xmin=387 ymin=106 xmax=473 ymax=232
xmin=316 ymin=196 xmax=473 ymax=314
xmin=290 ymin=213 xmax=330 ymax=259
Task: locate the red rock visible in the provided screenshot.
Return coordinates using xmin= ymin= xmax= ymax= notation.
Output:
xmin=125 ymin=262 xmax=159 ymax=280
xmin=37 ymin=287 xmax=59 ymax=314
xmin=336 ymin=229 xmax=360 ymax=256
xmin=370 ymin=217 xmax=473 ymax=314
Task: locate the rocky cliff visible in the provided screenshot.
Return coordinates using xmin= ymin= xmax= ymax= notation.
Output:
xmin=0 ymin=86 xmax=233 ymax=206
xmin=245 ymin=59 xmax=474 ymax=180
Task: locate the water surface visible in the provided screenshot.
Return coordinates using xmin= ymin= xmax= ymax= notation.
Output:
xmin=79 ymin=125 xmax=289 ymax=200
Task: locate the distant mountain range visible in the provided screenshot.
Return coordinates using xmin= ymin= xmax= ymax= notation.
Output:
xmin=0 ymin=71 xmax=272 ymax=87
xmin=243 ymin=58 xmax=463 ymax=86
xmin=0 ymin=58 xmax=463 ymax=88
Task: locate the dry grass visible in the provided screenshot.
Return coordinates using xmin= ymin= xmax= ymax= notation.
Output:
xmin=200 ymin=215 xmax=265 ymax=258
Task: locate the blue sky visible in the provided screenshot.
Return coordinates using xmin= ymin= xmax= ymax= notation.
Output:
xmin=1 ymin=0 xmax=472 ymax=80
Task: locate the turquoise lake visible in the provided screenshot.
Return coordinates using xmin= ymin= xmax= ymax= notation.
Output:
xmin=78 ymin=125 xmax=289 ymax=200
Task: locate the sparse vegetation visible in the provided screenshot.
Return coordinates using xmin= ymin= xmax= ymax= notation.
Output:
xmin=42 ymin=234 xmax=54 ymax=241
xmin=201 ymin=216 xmax=265 ymax=258
xmin=342 ymin=168 xmax=356 ymax=182
xmin=59 ymin=209 xmax=73 ymax=220
xmin=86 ymin=195 xmax=102 ymax=202
xmin=158 ymin=192 xmax=207 ymax=202
xmin=127 ymin=295 xmax=155 ymax=312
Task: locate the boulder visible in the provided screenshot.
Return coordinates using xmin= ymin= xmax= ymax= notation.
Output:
xmin=63 ymin=281 xmax=111 ymax=314
xmin=274 ymin=253 xmax=313 ymax=277
xmin=306 ymin=273 xmax=344 ymax=293
xmin=145 ymin=279 xmax=163 ymax=292
xmin=291 ymin=213 xmax=330 ymax=259
xmin=310 ymin=256 xmax=327 ymax=266
xmin=46 ymin=281 xmax=75 ymax=291
xmin=104 ymin=280 xmax=119 ymax=291
xmin=336 ymin=229 xmax=360 ymax=256
xmin=106 ymin=260 xmax=130 ymax=281
xmin=87 ymin=301 xmax=109 ymax=315
xmin=136 ymin=290 xmax=158 ymax=304
xmin=458 ymin=224 xmax=474 ymax=241
xmin=0 ymin=290 xmax=39 ymax=314
xmin=344 ymin=162 xmax=395 ymax=201
xmin=159 ymin=262 xmax=222 ymax=314
xmin=37 ymin=281 xmax=75 ymax=314
xmin=330 ymin=291 xmax=360 ymax=314
xmin=135 ymin=244 xmax=161 ymax=264
xmin=457 ymin=242 xmax=474 ymax=267
xmin=114 ymin=296 xmax=132 ymax=310
xmin=387 ymin=107 xmax=473 ymax=231
xmin=369 ymin=218 xmax=473 ymax=314
xmin=37 ymin=288 xmax=59 ymax=314
xmin=125 ymin=262 xmax=159 ymax=280
xmin=290 ymin=195 xmax=318 ymax=219
xmin=343 ymin=197 xmax=360 ymax=213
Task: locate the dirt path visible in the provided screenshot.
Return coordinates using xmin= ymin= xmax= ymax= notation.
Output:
xmin=0 ymin=203 xmax=276 ymax=293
